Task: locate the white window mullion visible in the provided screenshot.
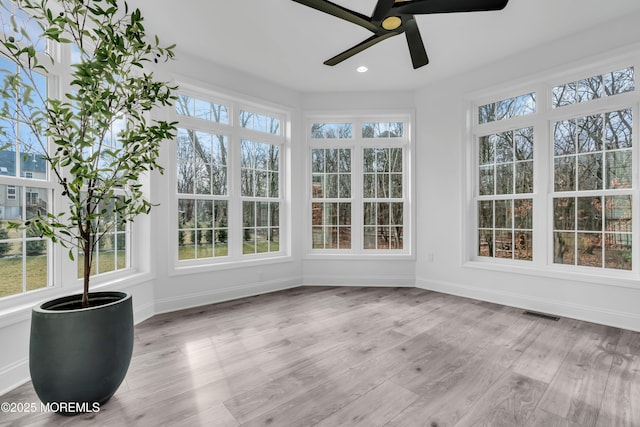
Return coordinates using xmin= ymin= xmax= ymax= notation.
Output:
xmin=229 ymin=121 xmax=243 ymax=258
xmin=352 ymin=144 xmax=363 ymax=251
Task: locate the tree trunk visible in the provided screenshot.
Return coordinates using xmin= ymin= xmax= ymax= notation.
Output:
xmin=82 ymin=232 xmax=91 ymax=308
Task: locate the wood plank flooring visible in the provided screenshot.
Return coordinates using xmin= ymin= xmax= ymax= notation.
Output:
xmin=1 ymin=286 xmax=639 ymax=426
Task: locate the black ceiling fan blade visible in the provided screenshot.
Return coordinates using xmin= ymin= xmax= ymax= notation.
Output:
xmin=291 ymin=0 xmax=379 ymax=32
xmin=371 ymin=0 xmax=396 ymax=24
xmin=324 ymin=32 xmax=400 ymax=66
xmin=394 ymin=0 xmax=508 ymax=15
xmin=404 ymin=17 xmax=429 ymax=69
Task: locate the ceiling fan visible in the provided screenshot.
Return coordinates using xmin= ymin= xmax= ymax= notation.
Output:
xmin=291 ymin=0 xmax=509 ymax=69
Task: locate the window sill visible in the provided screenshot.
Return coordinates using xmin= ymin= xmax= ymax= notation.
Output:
xmin=463 ymin=259 xmax=640 ymax=290
xmin=170 ymin=254 xmax=295 ymax=276
xmin=304 ymin=252 xmax=415 ymax=261
xmin=0 ymin=271 xmax=154 ymax=329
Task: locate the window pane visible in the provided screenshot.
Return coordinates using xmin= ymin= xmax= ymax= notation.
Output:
xmin=362 ymin=122 xmax=403 ymax=138
xmin=495 ymin=164 xmax=513 ymax=195
xmin=0 ymin=241 xmax=23 ymax=297
xmin=339 ymin=149 xmax=351 ymax=172
xmin=606 ymin=150 xmax=632 ymax=189
xmin=364 ymin=202 xmax=375 ymax=226
xmin=577 ymin=76 xmax=603 ymax=103
xmin=577 ymin=153 xmax=603 ymax=191
xmin=339 ymin=227 xmax=351 ymax=249
xmin=515 ymin=161 xmax=533 ymax=194
xmin=240 ymin=110 xmax=280 ymax=135
xmin=241 ymin=140 xmax=278 ymax=198
xmin=553 ymin=198 xmax=575 ymax=231
xmin=26 ymin=242 xmax=47 ymax=291
xmin=176 ymin=129 xmax=227 ymax=196
xmin=478 ymin=201 xmax=493 ymax=229
xmin=479 ymin=135 xmax=494 ymax=165
xmin=478 ymin=92 xmax=535 ymax=124
xmin=176 ymin=95 xmax=229 ymax=124
xmin=514 ymin=231 xmax=532 ymax=261
xmin=339 ymin=203 xmax=350 ymax=225
xmin=577 ymin=233 xmax=602 ymax=267
xmin=605 ymin=109 xmax=632 ymax=150
xmin=554 ymin=120 xmax=576 ymax=156
xmin=390 ymin=174 xmax=402 ymax=198
xmin=478 ymin=230 xmax=493 ymax=257
xmin=479 ymin=166 xmax=494 ymax=195
xmin=577 ymin=115 xmax=603 ymax=153
xmin=311 ymin=123 xmax=352 ymax=139
xmin=554 ymin=157 xmax=575 ymax=192
xmin=514 ymin=127 xmax=533 ymax=160
xmin=605 ymin=196 xmax=632 ymax=232
xmin=495 ymin=200 xmax=512 ymax=229
xmin=553 ymin=232 xmax=575 ymax=264
xmin=495 ymin=132 xmax=513 ymax=163
xmin=604 ymin=233 xmax=632 ymax=270
xmin=312 ymin=149 xmax=325 ymax=172
xmin=577 ymin=197 xmax=602 ymax=231
xmin=339 ymin=174 xmax=351 ymax=198
xmin=514 ymin=199 xmax=532 ymax=229
xmin=603 ymin=67 xmax=635 ymax=96
xmin=0 ymin=5 xmax=46 ymax=51
xmin=553 ymin=67 xmax=635 ymax=108
xmin=495 ymin=230 xmax=513 ymax=259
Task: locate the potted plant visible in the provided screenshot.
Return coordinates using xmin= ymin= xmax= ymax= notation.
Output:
xmin=0 ymin=0 xmax=177 ymax=412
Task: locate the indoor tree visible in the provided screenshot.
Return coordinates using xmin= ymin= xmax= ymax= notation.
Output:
xmin=0 ymin=0 xmax=177 ymax=307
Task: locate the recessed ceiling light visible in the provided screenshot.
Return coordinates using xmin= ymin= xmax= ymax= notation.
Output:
xmin=357 ymin=66 xmax=368 ymax=73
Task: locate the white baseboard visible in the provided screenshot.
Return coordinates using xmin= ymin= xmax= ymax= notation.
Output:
xmin=302 ymin=274 xmax=415 ymax=287
xmin=416 ymin=277 xmax=640 ymax=333
xmin=133 ymin=301 xmax=156 ymax=325
xmin=153 ymin=276 xmax=303 ymax=315
xmin=0 ymin=358 xmax=29 ymax=397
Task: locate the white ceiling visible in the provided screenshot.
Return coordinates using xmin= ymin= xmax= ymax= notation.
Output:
xmin=128 ymin=0 xmax=640 ymax=93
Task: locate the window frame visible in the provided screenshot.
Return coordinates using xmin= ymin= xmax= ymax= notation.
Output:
xmin=465 ymin=54 xmax=640 ymax=287
xmin=169 ymin=85 xmax=291 ymax=274
xmin=304 ymin=113 xmax=414 ymax=259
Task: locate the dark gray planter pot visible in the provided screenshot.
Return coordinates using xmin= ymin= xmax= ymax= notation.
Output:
xmin=29 ymin=291 xmax=134 ymax=413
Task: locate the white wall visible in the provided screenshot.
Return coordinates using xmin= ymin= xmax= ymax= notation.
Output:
xmin=415 ymin=11 xmax=640 ymax=331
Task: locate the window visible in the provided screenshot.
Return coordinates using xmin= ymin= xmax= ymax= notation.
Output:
xmin=0 ymin=185 xmax=50 ymax=298
xmin=308 ymin=116 xmax=411 ymax=254
xmin=477 ymin=127 xmax=534 ymax=261
xmin=0 ymin=10 xmax=53 ymax=299
xmin=73 ymin=116 xmax=133 ymax=279
xmin=478 ymin=92 xmax=536 ymax=124
xmin=311 ymin=148 xmax=352 ymax=249
xmin=173 ymin=92 xmax=288 ymax=266
xmin=552 ymin=67 xmax=634 ymax=108
xmin=6 ymin=185 xmax=16 ymax=200
xmin=552 ymin=108 xmax=633 ymax=270
xmin=470 ymin=63 xmax=636 ymax=275
xmin=363 ymin=147 xmax=404 ymax=250
xmin=241 ymin=139 xmax=280 ymax=254
xmin=76 ymin=197 xmax=131 ymax=278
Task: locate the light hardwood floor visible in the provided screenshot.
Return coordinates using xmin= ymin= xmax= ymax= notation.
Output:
xmin=2 ymin=286 xmax=639 ymax=426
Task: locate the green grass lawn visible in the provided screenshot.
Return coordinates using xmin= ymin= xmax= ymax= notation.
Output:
xmin=0 ymin=255 xmax=48 ymax=298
